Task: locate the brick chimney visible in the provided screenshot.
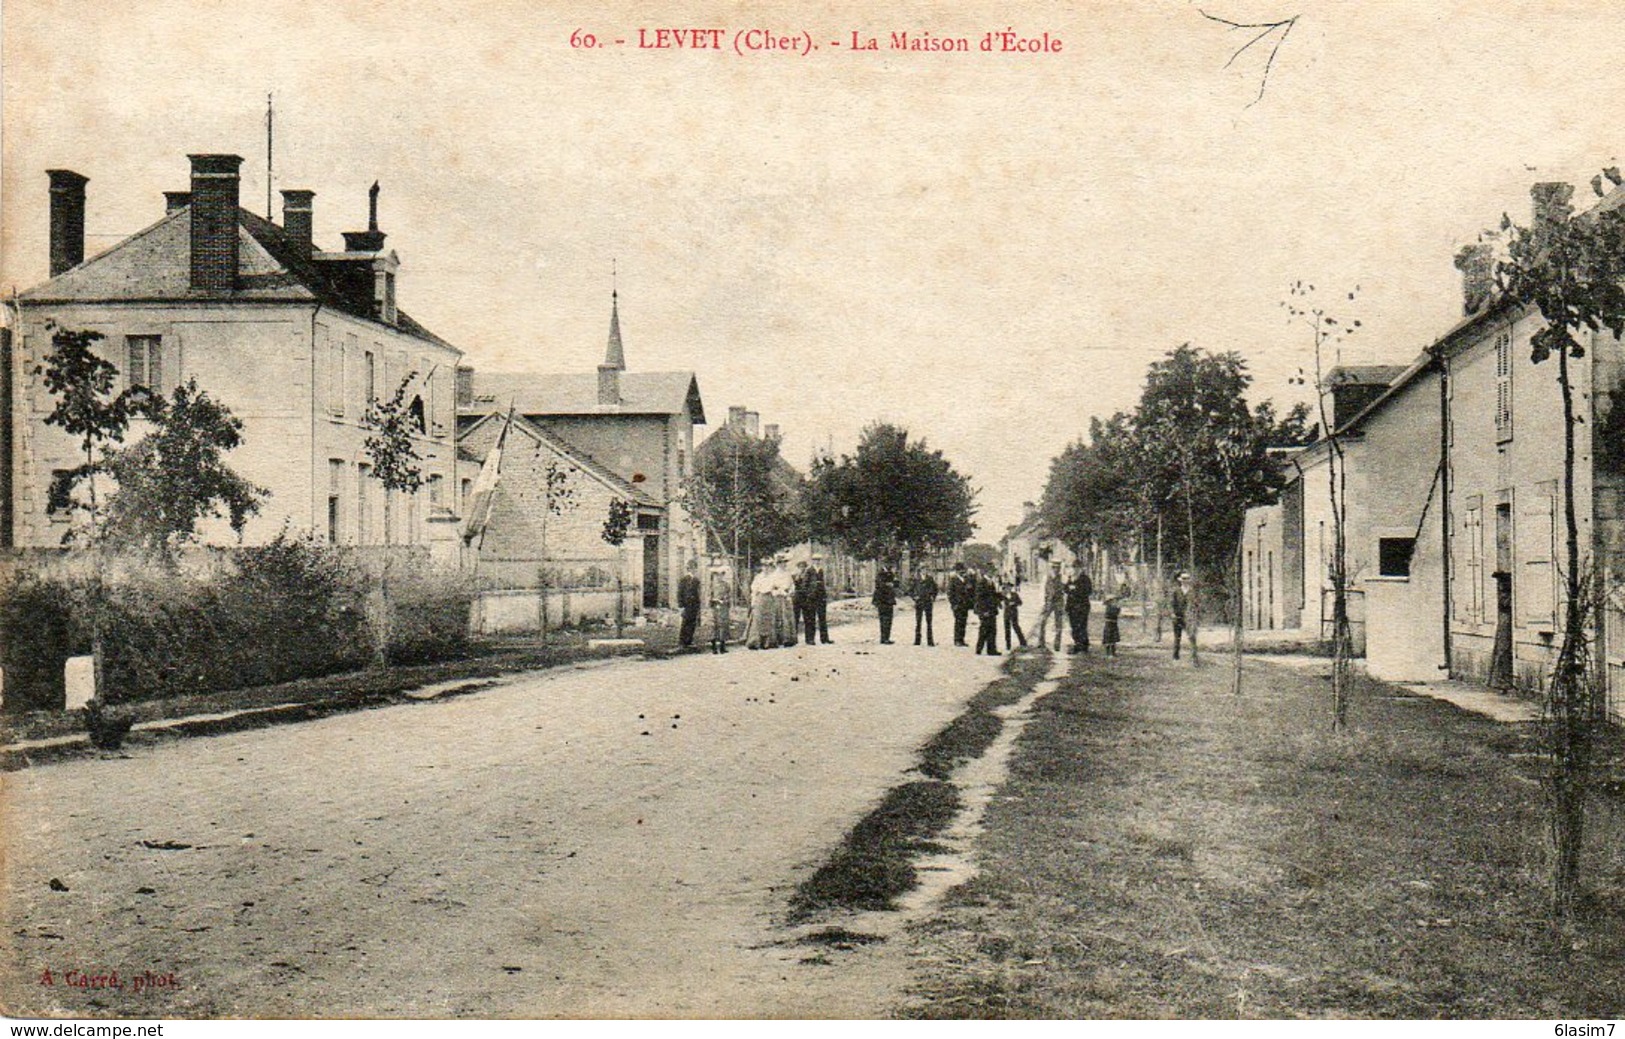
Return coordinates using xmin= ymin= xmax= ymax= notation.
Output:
xmin=745 ymin=411 xmax=760 ymax=437
xmin=1453 ymin=242 xmax=1495 ymax=315
xmin=187 ymin=154 xmax=243 ymax=292
xmin=163 ymin=191 xmax=191 ymax=214
xmin=47 ymin=169 xmax=88 ymax=277
xmin=728 ymin=405 xmax=747 ymax=428
xmin=341 ymin=181 xmax=386 ymax=252
xmin=455 ymin=366 xmax=474 ymax=408
xmin=764 ymin=423 xmax=780 ymax=440
xmin=281 ymin=189 xmax=315 ymax=247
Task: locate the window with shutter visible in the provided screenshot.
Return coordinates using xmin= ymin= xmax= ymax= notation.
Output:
xmin=125 ymin=335 xmax=163 ymax=393
xmin=1494 ymin=329 xmax=1513 ymax=443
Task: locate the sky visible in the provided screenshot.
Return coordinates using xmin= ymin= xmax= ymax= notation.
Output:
xmin=4 ymin=0 xmax=1624 ymax=539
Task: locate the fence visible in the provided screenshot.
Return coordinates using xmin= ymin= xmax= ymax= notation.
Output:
xmin=468 ymin=553 xmax=641 ymax=635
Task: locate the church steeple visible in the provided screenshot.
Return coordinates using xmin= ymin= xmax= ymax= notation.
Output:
xmin=598 ymin=278 xmax=624 ymax=405
xmin=603 ymin=288 xmax=626 ymax=371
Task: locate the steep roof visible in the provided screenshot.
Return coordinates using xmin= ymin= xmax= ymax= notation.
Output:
xmin=459 ymin=410 xmax=661 ymax=509
xmin=466 ymin=370 xmax=705 ymax=423
xmin=19 ymin=205 xmax=460 ymax=354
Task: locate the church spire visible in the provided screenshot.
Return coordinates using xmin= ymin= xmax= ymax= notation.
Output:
xmin=604 ymin=286 xmax=626 ymax=371
xmin=598 ymin=269 xmax=625 ymax=405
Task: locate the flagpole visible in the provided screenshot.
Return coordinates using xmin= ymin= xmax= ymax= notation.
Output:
xmin=265 ymin=92 xmax=274 ymax=221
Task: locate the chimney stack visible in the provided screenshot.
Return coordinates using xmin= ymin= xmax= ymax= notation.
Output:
xmin=47 ymin=169 xmax=88 ymax=277
xmin=163 ymin=191 xmax=191 ymax=214
xmin=728 ymin=405 xmax=747 ymax=428
xmin=188 ymin=154 xmax=243 ymax=292
xmin=745 ymin=411 xmax=760 ymax=437
xmin=342 ymin=182 xmax=387 ymax=252
xmin=1453 ymin=242 xmax=1495 ymax=315
xmin=281 ymin=189 xmax=315 ymax=247
xmin=455 ymin=366 xmax=474 ymax=408
xmin=764 ymin=423 xmax=780 ymax=441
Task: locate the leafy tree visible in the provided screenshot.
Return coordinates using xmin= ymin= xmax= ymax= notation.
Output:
xmin=1040 ymin=345 xmax=1311 ymax=640
xmin=1492 ymin=173 xmax=1625 ymax=918
xmin=806 ymin=422 xmax=976 ymax=564
xmin=363 ymin=372 xmax=427 ymax=499
xmin=962 ymin=542 xmax=1001 ymax=572
xmin=98 ymin=379 xmax=265 ymax=557
xmin=37 ymin=325 xmax=161 ymax=532
xmin=602 ymin=498 xmax=633 ymax=546
xmin=686 ymin=426 xmax=804 ymax=570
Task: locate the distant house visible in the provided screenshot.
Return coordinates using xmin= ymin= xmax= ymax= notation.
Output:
xmin=456 ymin=292 xmax=705 ymax=608
xmin=3 ymin=155 xmax=463 ymax=551
xmin=693 ymin=405 xmax=875 ymax=597
xmin=999 ymin=502 xmax=1076 ymax=587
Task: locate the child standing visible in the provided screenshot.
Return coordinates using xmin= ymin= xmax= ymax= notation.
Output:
xmin=1102 ymin=596 xmax=1122 ymax=656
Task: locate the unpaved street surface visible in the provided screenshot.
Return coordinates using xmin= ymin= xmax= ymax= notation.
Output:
xmin=1 ymin=620 xmax=1004 ymax=1018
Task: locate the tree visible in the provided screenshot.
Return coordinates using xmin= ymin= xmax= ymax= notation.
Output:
xmin=1040 ymin=345 xmax=1311 ymax=644
xmin=37 ymin=326 xmax=161 ymax=536
xmin=686 ymin=427 xmax=804 ymax=572
xmin=97 ymin=379 xmax=265 ymax=558
xmin=1492 ymin=173 xmax=1625 ymax=919
xmin=362 ymin=370 xmax=432 ymax=548
xmin=805 ymin=422 xmax=976 ymax=565
xmin=602 ymin=498 xmax=633 ymax=637
xmin=1284 ymin=284 xmax=1364 ymax=727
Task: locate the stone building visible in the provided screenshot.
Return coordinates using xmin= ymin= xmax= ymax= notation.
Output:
xmin=457 ymin=292 xmax=705 ymax=608
xmin=3 ymin=154 xmax=464 ymax=551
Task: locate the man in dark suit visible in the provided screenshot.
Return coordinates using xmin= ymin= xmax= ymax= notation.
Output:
xmin=791 ymin=561 xmax=811 ymax=643
xmin=911 ymin=569 xmax=939 ymax=646
xmin=946 ymin=562 xmax=973 ymax=646
xmin=973 ymin=569 xmax=1004 ymax=655
xmin=1067 ymin=565 xmax=1094 ymax=654
xmin=678 ymin=560 xmax=703 ymax=650
xmin=804 ymin=558 xmax=831 ymax=645
xmin=872 ymin=569 xmax=898 ymax=644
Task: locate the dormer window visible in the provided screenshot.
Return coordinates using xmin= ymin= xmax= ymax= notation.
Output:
xmin=372 ymin=263 xmax=398 ymax=326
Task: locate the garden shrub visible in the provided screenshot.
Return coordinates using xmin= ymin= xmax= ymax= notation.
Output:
xmin=0 ymin=535 xmax=474 ymax=711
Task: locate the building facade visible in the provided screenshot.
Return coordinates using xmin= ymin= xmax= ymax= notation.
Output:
xmin=457 ymin=292 xmax=704 ymax=608
xmin=4 ymin=155 xmax=463 ymax=552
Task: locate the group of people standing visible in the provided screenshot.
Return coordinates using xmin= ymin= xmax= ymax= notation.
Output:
xmin=872 ymin=560 xmax=1131 ymax=657
xmin=676 ymin=553 xmax=1197 ymax=659
xmin=678 ymin=556 xmax=833 ymax=653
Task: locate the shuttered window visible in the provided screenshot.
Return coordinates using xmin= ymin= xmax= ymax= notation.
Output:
xmin=1495 ymin=329 xmax=1513 ymax=443
xmin=126 ymin=335 xmax=163 ymax=393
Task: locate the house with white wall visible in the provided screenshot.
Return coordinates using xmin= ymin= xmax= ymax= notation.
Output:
xmin=4 ymin=155 xmax=464 ymax=552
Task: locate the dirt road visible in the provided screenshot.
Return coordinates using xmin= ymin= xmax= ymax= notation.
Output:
xmin=2 ymin=618 xmax=1005 ymax=1018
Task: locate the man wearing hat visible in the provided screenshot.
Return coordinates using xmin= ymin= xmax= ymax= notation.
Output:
xmin=677 ymin=559 xmax=703 ymax=651
xmin=1171 ymin=572 xmax=1193 ymax=659
xmin=1066 ymin=564 xmax=1094 ymax=654
xmin=1031 ymin=560 xmax=1067 ymax=652
xmin=946 ymin=562 xmax=974 ymax=647
xmin=807 ymin=556 xmax=831 ymax=644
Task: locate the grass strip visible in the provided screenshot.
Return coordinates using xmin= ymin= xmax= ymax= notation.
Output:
xmin=789 ymin=649 xmax=1055 ymax=921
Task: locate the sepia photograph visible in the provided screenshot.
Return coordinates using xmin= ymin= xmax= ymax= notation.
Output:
xmin=3 ymin=0 xmax=1625 ymax=1023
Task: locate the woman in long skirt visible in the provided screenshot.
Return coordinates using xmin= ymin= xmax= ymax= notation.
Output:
xmin=744 ymin=563 xmax=774 ymax=649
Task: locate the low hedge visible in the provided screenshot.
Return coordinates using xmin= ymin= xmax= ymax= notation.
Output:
xmin=0 ymin=537 xmax=474 ymax=711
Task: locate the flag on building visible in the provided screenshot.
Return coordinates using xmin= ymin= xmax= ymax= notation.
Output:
xmin=462 ymin=404 xmax=514 ymax=544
